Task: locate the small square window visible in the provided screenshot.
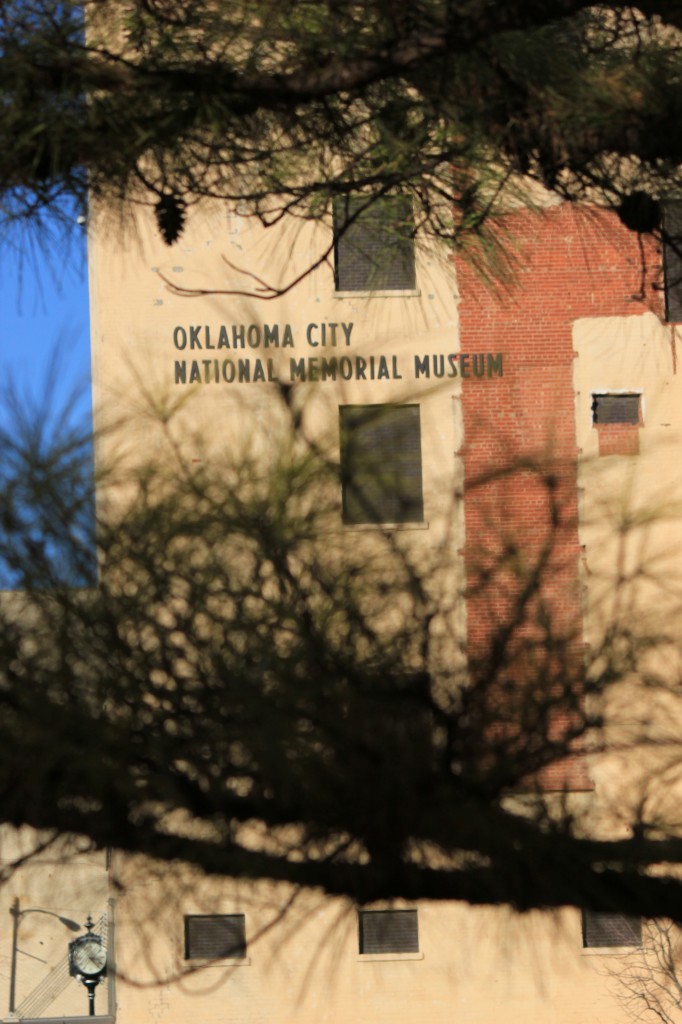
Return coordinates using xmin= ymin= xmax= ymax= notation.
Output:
xmin=582 ymin=911 xmax=641 ymax=948
xmin=184 ymin=914 xmax=247 ymax=960
xmin=339 ymin=404 xmax=424 ymax=525
xmin=663 ymin=200 xmax=682 ymax=323
xmin=333 ymin=195 xmax=416 ymax=292
xmin=592 ymin=393 xmax=641 ymax=425
xmin=359 ymin=910 xmax=419 ymax=954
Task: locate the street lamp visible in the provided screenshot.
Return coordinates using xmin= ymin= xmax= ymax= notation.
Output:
xmin=8 ymin=897 xmax=82 ymax=1013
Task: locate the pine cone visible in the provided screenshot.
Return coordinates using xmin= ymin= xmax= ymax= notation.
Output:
xmin=155 ymin=193 xmax=186 ymax=245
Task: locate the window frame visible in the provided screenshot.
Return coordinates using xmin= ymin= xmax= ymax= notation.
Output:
xmin=339 ymin=403 xmax=425 ymax=527
xmin=184 ymin=913 xmax=249 ymax=964
xmin=591 ymin=392 xmax=643 ymax=426
xmin=333 ymin=195 xmax=417 ymax=295
xmin=581 ymin=910 xmax=642 ymax=950
xmin=357 ymin=909 xmax=422 ymax=960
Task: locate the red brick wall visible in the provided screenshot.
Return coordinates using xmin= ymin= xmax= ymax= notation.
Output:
xmin=455 ymin=204 xmax=660 ymax=790
xmin=596 ymin=423 xmax=640 ymax=456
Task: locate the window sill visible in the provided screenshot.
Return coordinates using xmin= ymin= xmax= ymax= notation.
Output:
xmin=334 ymin=289 xmax=421 ymax=299
xmin=185 ymin=957 xmax=251 ymax=967
xmin=357 ymin=952 xmax=424 ymax=962
xmin=4 ymin=1017 xmax=116 ymax=1024
xmin=343 ymin=521 xmax=430 ymax=531
xmin=581 ymin=947 xmax=640 ymax=956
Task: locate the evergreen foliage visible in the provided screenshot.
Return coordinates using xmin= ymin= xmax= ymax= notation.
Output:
xmin=2 ymin=1 xmax=682 ymax=244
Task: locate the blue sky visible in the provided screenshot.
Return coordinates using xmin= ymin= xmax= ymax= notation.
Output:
xmin=0 ymin=221 xmax=94 ymax=587
xmin=0 ymin=224 xmax=91 ymax=428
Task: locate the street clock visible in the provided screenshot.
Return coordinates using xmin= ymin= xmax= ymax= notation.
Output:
xmin=69 ymin=916 xmax=107 ymax=1016
xmin=70 ymin=933 xmax=107 ymax=977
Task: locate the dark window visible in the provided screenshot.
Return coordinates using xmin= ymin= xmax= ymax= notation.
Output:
xmin=592 ymin=393 xmax=641 ymax=425
xmin=184 ymin=915 xmax=247 ymax=959
xmin=663 ymin=200 xmax=682 ymax=323
xmin=340 ymin=404 xmax=424 ymax=525
xmin=582 ymin=911 xmax=641 ymax=948
xmin=359 ymin=910 xmax=419 ymax=954
xmin=333 ymin=195 xmax=416 ymax=291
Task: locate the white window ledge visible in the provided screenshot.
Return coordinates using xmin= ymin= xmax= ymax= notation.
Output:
xmin=356 ymin=952 xmax=424 ymax=962
xmin=581 ymin=947 xmax=640 ymax=956
xmin=334 ymin=290 xmax=421 ymax=299
xmin=343 ymin=521 xmax=430 ymax=531
xmin=186 ymin=956 xmax=251 ymax=967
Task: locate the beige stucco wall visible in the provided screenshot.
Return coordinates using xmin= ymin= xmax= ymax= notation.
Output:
xmin=574 ymin=312 xmax=682 ymax=820
xmin=88 ymin=202 xmax=464 ymax=482
xmin=575 ymin=312 xmax=682 ymax=635
xmin=103 ymin=854 xmax=645 ymax=1024
xmin=87 ymin=200 xmax=471 ymax=680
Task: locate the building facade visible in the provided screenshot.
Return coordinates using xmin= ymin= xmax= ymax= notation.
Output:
xmin=2 ymin=196 xmax=681 ymax=1024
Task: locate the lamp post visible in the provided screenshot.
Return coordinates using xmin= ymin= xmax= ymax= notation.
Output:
xmin=8 ymin=898 xmax=81 ymax=1013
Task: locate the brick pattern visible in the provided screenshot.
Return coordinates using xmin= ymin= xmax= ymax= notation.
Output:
xmin=455 ymin=205 xmax=660 ymax=791
xmin=596 ymin=423 xmax=640 ymax=457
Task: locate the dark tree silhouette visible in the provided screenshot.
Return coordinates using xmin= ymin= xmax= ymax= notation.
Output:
xmin=0 ymin=394 xmax=681 ymax=918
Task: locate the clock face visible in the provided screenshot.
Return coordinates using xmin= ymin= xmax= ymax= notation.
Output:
xmin=71 ymin=936 xmax=107 ymax=976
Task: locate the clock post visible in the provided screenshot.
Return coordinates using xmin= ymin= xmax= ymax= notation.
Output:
xmin=68 ymin=915 xmax=107 ymax=1016
xmin=83 ymin=978 xmax=100 ymax=1017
